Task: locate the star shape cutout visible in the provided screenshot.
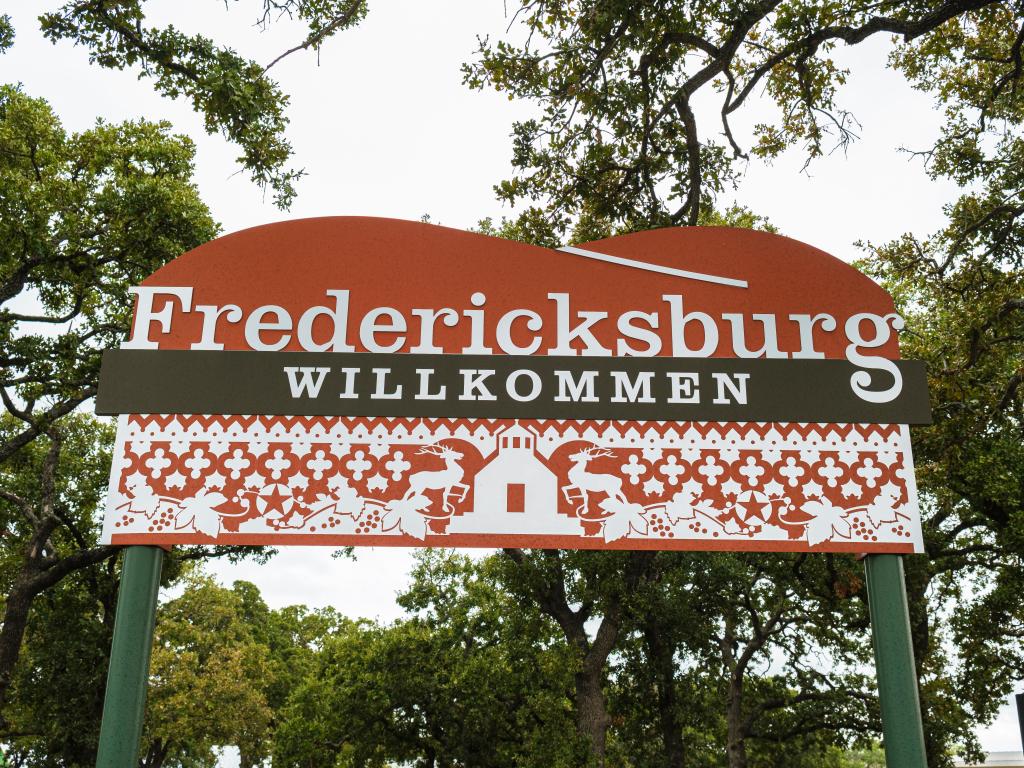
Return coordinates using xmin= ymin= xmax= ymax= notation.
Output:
xmin=762 ymin=479 xmax=785 ymax=498
xmin=207 ymin=441 xmax=230 ymax=457
xmin=681 ymin=479 xmax=704 ymax=497
xmin=164 ymin=471 xmax=186 ymax=490
xmin=204 ymin=471 xmax=227 ymax=490
xmin=169 ymin=440 xmax=191 ymax=456
xmin=244 ymin=471 xmax=267 ymax=489
xmin=261 ymin=484 xmax=292 ymax=518
xmin=288 ymin=472 xmax=310 ymax=490
xmin=129 ymin=440 xmax=152 ymax=457
xmin=642 ymin=477 xmax=665 ymax=496
xmin=801 ymin=480 xmax=824 ymax=498
xmin=840 ymin=479 xmax=862 ymax=499
xmin=369 ymin=443 xmax=390 ymax=460
xmin=125 ymin=470 xmax=148 ymax=489
xmin=366 ymin=473 xmax=389 ymax=492
xmin=642 ymin=445 xmax=663 ymax=463
xmin=720 ymin=478 xmax=743 ymax=497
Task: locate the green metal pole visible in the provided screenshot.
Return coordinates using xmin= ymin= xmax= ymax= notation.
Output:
xmin=95 ymin=546 xmax=164 ymax=768
xmin=864 ymin=553 xmax=928 ymax=768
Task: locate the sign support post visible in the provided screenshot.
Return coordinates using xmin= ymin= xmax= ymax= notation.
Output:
xmin=95 ymin=546 xmax=163 ymax=768
xmin=864 ymin=553 xmax=928 ymax=768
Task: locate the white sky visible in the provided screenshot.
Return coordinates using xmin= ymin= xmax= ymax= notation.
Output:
xmin=3 ymin=0 xmax=1021 ymax=755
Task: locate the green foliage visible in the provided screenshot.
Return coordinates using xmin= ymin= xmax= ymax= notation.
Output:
xmin=0 ymin=15 xmax=13 ymax=54
xmin=0 ymin=413 xmax=113 ymax=579
xmin=852 ymin=26 xmax=1024 ymax=752
xmin=0 ymin=85 xmax=272 ymax=757
xmin=38 ymin=0 xmax=368 ymax=208
xmin=0 ymin=84 xmax=218 ymax=449
xmin=144 ymin=576 xmax=276 ymax=767
xmin=3 ymin=565 xmax=116 ymax=766
xmin=0 ymin=414 xmax=117 ymax=764
xmin=2 ymin=570 xmax=339 ymax=767
xmin=859 ymin=213 xmax=1023 ymax=762
xmin=274 ymin=551 xmax=582 ymax=768
xmin=464 ymin=2 xmax=1022 ymax=237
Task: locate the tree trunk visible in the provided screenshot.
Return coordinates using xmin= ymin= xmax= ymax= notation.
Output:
xmin=501 ymin=549 xmax=653 ymax=768
xmin=140 ymin=738 xmax=169 ymax=768
xmin=0 ymin=575 xmax=37 ymax=710
xmin=575 ymin=662 xmax=611 ymax=765
xmin=725 ymin=672 xmax=748 ymax=768
xmin=0 ymin=542 xmax=117 ymax=714
xmin=643 ymin=621 xmax=684 ymax=768
xmin=903 ymin=557 xmax=938 ymax=765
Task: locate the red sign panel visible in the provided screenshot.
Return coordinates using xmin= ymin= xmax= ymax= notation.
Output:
xmin=98 ymin=218 xmax=927 ymax=552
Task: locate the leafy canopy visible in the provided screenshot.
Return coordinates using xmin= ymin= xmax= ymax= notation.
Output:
xmin=38 ymin=0 xmax=369 ymax=207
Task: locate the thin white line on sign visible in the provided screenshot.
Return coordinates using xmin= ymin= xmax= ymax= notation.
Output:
xmin=557 ymin=244 xmax=749 ymax=289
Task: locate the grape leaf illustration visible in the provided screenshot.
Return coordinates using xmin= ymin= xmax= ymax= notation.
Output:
xmin=664 ymin=490 xmax=699 ymax=525
xmin=863 ymin=495 xmax=899 ymax=529
xmin=603 ymin=513 xmax=630 ymax=543
xmin=127 ymin=483 xmax=161 ymax=518
xmin=602 ymin=502 xmax=648 ymax=542
xmin=385 ymin=494 xmax=431 ymax=540
xmin=801 ymin=499 xmax=852 ymax=547
xmin=175 ymin=490 xmax=227 ymax=538
xmin=333 ymin=483 xmax=363 ymax=517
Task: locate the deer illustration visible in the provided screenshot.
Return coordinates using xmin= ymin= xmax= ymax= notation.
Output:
xmin=564 ymin=446 xmax=626 ymax=513
xmin=402 ymin=443 xmax=469 ymax=514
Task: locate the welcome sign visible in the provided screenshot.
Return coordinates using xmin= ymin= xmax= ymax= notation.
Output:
xmin=96 ymin=218 xmax=929 ymax=551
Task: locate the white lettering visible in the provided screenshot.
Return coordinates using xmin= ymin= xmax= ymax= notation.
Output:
xmin=410 ymin=308 xmax=458 ymax=354
xmin=371 ymin=367 xmax=402 ymax=399
xmin=616 ymin=311 xmax=661 ymax=356
xmin=496 ymin=309 xmax=543 ymax=355
xmin=506 ymin=369 xmax=542 ymax=402
xmin=297 ymin=290 xmax=355 ymax=352
xmin=123 ymin=287 xmax=193 ymax=349
xmin=284 ymin=366 xmax=330 ymax=398
xmin=461 ymin=292 xmax=493 ymax=354
xmin=338 ymin=367 xmax=359 ymax=399
xmin=663 ymin=295 xmax=718 ymax=357
xmin=712 ymin=373 xmax=749 ymax=404
xmin=553 ymin=370 xmax=599 ymax=402
xmin=415 ymin=368 xmax=446 ymax=400
xmin=244 ymin=305 xmax=292 ymax=351
xmin=845 ymin=313 xmax=904 ymax=403
xmin=546 ymin=293 xmax=611 ymax=356
xmin=190 ymin=304 xmax=242 ymax=350
xmin=666 ymin=372 xmax=700 ymax=403
xmin=458 ymin=369 xmax=497 ymax=401
xmin=610 ymin=371 xmax=656 ymax=403
xmin=722 ymin=313 xmax=787 ymax=358
xmin=360 ymin=307 xmax=406 ymax=354
xmin=789 ymin=313 xmax=836 ymax=359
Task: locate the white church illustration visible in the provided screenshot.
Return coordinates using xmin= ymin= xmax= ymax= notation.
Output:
xmin=448 ymin=423 xmax=583 ymax=535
